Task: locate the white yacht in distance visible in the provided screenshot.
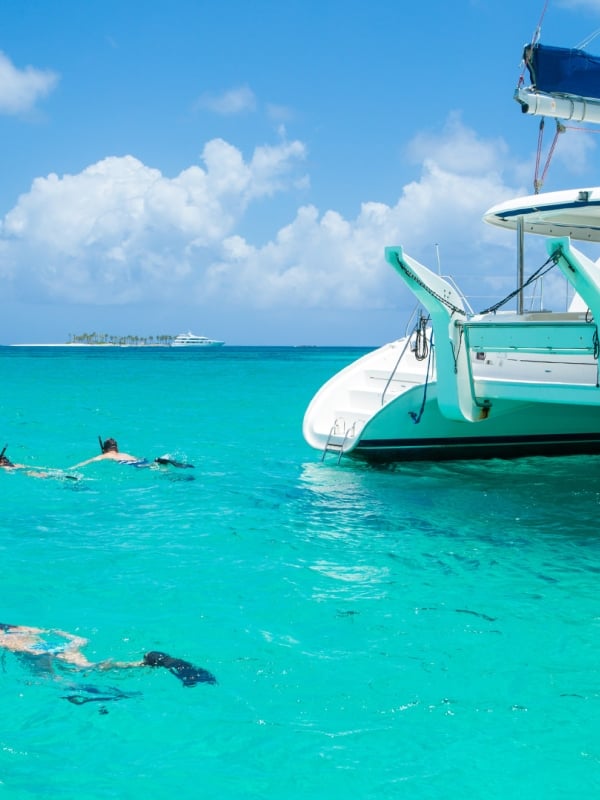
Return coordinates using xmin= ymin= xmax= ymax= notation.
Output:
xmin=170 ymin=331 xmax=224 ymax=348
xmin=303 ymin=37 xmax=600 ymax=463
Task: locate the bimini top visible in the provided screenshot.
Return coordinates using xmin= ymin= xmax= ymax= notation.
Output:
xmin=484 ymin=187 xmax=600 ymax=243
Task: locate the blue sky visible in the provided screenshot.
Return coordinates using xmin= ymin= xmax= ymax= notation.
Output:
xmin=1 ymin=0 xmax=600 ymax=345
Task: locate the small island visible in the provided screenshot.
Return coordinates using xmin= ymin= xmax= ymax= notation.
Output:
xmin=9 ymin=331 xmax=224 ymax=348
xmin=66 ymin=332 xmax=174 ymax=346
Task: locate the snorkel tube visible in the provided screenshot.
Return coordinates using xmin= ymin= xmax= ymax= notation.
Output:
xmin=0 ymin=444 xmax=14 ymax=468
xmin=98 ymin=435 xmax=104 ymax=453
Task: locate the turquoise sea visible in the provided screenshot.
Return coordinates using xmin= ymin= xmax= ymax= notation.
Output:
xmin=0 ymin=345 xmax=599 ymax=799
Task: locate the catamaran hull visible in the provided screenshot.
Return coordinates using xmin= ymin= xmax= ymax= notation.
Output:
xmin=302 ymin=333 xmax=600 ymax=463
xmin=350 ymin=391 xmax=600 ymax=462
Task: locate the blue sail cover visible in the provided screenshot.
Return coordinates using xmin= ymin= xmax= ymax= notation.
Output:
xmin=525 ymin=43 xmax=600 ymax=99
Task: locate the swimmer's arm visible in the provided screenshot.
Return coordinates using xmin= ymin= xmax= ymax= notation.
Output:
xmin=97 ymin=658 xmax=146 ymax=670
xmin=69 ymin=455 xmax=103 ymax=469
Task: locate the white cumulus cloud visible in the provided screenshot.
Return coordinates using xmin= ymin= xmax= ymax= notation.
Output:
xmin=0 ymin=51 xmax=59 ymax=114
xmin=3 ymin=117 xmax=573 ymax=315
xmin=0 ymin=137 xmax=308 ymax=303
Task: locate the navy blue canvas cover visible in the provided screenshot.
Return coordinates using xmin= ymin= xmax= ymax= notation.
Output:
xmin=526 ymin=43 xmax=600 ymax=98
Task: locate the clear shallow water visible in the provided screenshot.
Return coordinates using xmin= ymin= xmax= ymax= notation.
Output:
xmin=0 ymin=346 xmax=599 ymax=799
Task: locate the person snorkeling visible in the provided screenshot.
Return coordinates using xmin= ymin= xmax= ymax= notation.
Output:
xmin=70 ymin=437 xmax=194 ymax=470
xmin=0 ymin=444 xmax=26 ymax=469
xmin=0 ymin=623 xmax=216 ymax=687
xmin=0 ymin=445 xmax=53 ymax=478
xmin=70 ymin=437 xmax=147 ymax=468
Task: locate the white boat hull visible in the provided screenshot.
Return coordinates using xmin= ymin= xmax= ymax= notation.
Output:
xmin=171 ymin=341 xmax=224 ymax=347
xmin=303 ymin=338 xmax=600 ymax=461
xmin=351 ymin=386 xmax=600 ymax=461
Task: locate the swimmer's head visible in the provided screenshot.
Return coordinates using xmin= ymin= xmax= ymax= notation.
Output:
xmin=0 ymin=446 xmax=14 ymax=467
xmin=102 ymin=438 xmax=118 ymax=453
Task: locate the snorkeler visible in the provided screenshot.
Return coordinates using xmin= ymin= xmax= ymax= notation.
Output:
xmin=0 ymin=623 xmax=216 ymax=687
xmin=0 ymin=445 xmax=56 ymax=478
xmin=70 ymin=437 xmax=194 ymax=470
xmin=70 ymin=437 xmax=147 ymax=468
xmin=0 ymin=445 xmax=22 ymax=469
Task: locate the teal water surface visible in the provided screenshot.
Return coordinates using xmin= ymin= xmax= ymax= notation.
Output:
xmin=0 ymin=346 xmax=599 ymax=799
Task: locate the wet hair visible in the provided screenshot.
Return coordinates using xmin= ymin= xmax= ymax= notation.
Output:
xmin=143 ymin=650 xmax=217 ymax=686
xmin=102 ymin=438 xmax=118 ymax=453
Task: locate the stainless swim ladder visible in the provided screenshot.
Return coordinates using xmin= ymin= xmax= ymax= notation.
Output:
xmin=321 ymin=420 xmax=357 ymax=463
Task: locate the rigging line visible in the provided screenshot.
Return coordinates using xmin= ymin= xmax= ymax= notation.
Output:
xmin=577 ymin=27 xmax=600 ymax=50
xmin=519 ymin=1 xmax=549 ymax=85
xmin=537 ymin=119 xmax=565 ymax=192
xmin=409 ymin=331 xmax=434 ymax=425
xmin=534 ymin=119 xmax=565 ymax=194
xmin=414 ymin=313 xmax=429 ymax=361
xmin=593 ymin=328 xmax=600 ymax=387
xmin=534 ymin=117 xmax=545 ymax=193
xmin=532 ymin=0 xmax=549 ymax=46
xmin=450 ymin=327 xmax=463 ymax=375
xmin=479 ymin=256 xmax=557 ymax=315
xmin=563 ymin=124 xmax=600 ymax=135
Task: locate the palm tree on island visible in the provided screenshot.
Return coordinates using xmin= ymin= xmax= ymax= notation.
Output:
xmin=67 ymin=333 xmax=174 ymax=346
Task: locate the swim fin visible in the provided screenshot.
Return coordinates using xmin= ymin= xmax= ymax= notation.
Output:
xmin=143 ymin=650 xmax=216 ymax=686
xmin=154 ymin=456 xmax=195 ymax=469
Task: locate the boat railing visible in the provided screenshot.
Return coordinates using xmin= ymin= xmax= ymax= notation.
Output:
xmin=527 ymin=276 xmax=543 ymax=312
xmin=381 ymin=334 xmax=417 ymax=407
xmin=442 ymin=275 xmax=475 ymax=316
xmin=403 ymin=304 xmax=420 ymax=338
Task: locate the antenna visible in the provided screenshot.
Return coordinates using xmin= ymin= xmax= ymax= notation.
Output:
xmin=435 ymin=243 xmax=442 ymax=275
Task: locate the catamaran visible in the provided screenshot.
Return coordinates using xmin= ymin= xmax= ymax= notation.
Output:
xmin=303 ymin=33 xmax=600 ymax=462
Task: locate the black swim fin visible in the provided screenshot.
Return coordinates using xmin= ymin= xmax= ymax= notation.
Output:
xmin=154 ymin=456 xmax=195 ymax=469
xmin=143 ymin=650 xmax=216 ymax=686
